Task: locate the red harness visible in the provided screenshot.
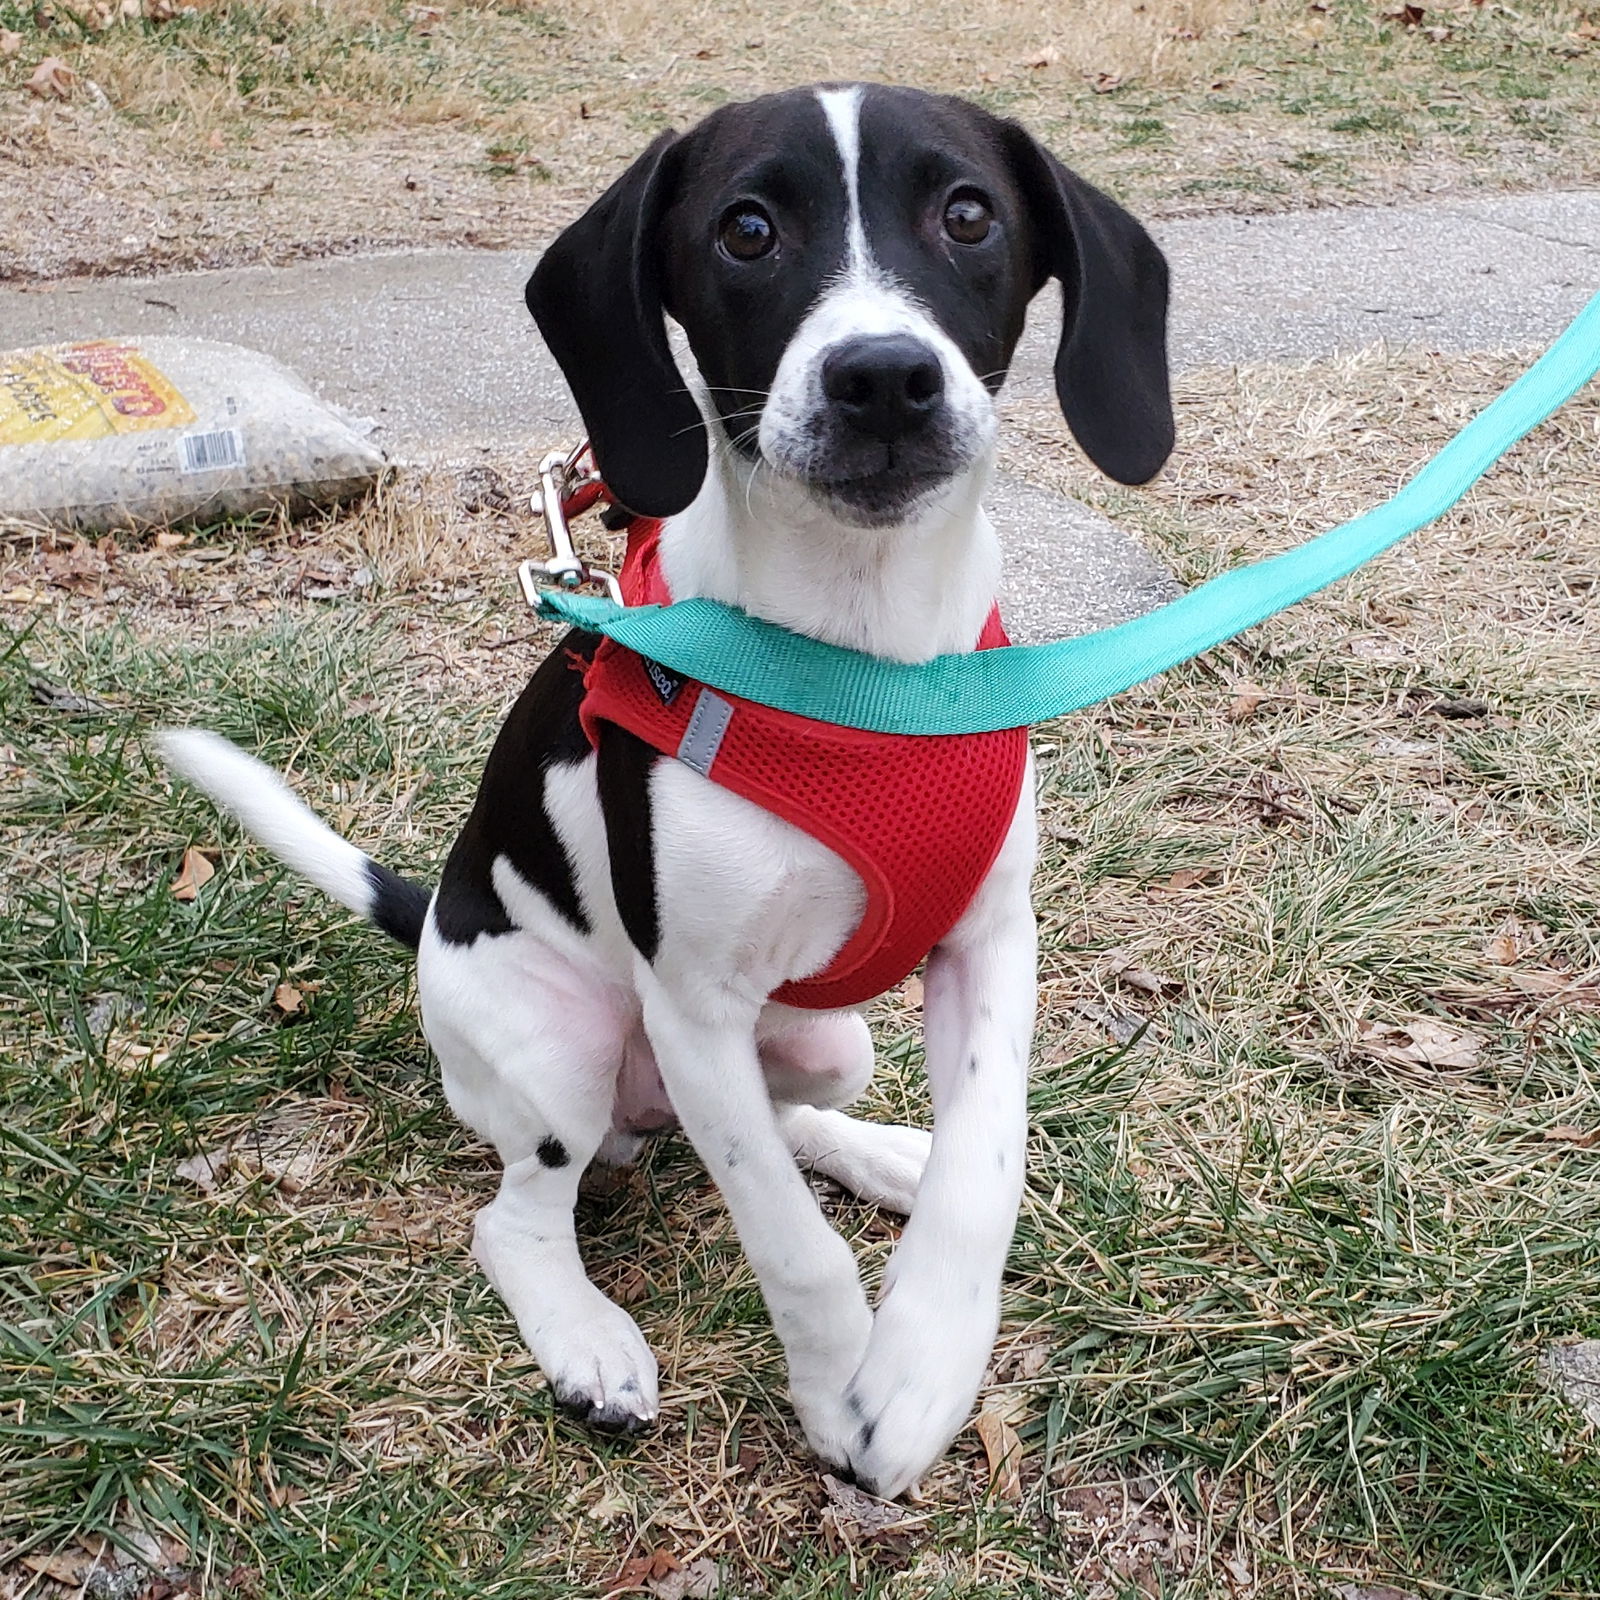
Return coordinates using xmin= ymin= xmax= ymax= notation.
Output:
xmin=579 ymin=518 xmax=1029 ymax=1009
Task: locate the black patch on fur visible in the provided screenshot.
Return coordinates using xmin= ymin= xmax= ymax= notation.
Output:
xmin=528 ymin=83 xmax=1170 ymax=520
xmin=432 ymin=630 xmax=597 ymax=946
xmin=537 ymin=1136 xmax=570 ymax=1168
xmin=364 ymin=859 xmax=430 ymax=949
xmin=595 ymin=720 xmax=662 ymax=962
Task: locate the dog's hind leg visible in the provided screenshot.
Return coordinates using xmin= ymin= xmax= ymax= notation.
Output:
xmin=759 ymin=1010 xmax=930 ymax=1214
xmin=419 ymin=929 xmax=658 ymax=1434
xmin=779 ymin=1105 xmax=930 ymax=1215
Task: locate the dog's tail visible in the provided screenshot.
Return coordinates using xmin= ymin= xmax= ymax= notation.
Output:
xmin=156 ymin=728 xmax=431 ymax=949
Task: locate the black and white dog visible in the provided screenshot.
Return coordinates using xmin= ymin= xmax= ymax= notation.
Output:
xmin=161 ymin=83 xmax=1172 ymax=1498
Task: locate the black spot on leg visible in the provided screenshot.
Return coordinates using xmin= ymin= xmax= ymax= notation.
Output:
xmin=967 ymin=1054 xmax=980 ymax=1079
xmin=997 ymin=1150 xmax=1008 ymax=1173
xmin=724 ymin=1143 xmax=742 ymax=1170
xmin=857 ymin=1419 xmax=877 ymax=1451
xmin=537 ymin=1136 xmax=570 ymax=1168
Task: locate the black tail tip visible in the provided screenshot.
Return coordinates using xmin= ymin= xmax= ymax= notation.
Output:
xmin=365 ymin=860 xmax=430 ymax=949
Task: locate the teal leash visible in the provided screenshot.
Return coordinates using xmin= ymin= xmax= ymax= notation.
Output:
xmin=537 ymin=290 xmax=1600 ymax=736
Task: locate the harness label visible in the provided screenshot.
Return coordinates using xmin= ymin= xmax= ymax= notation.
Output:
xmin=642 ymin=656 xmax=683 ymax=706
xmin=677 ymin=689 xmax=733 ymax=777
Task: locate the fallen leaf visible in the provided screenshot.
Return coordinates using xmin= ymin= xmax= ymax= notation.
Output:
xmin=606 ymin=1550 xmax=680 ymax=1594
xmin=650 ymin=1559 xmax=719 ymax=1600
xmin=1383 ymin=3 xmax=1425 ymax=23
xmin=819 ymin=1473 xmax=919 ymax=1544
xmin=175 ymin=1147 xmax=231 ymax=1193
xmin=170 ymin=845 xmax=218 ymax=901
xmin=27 ymin=54 xmax=76 ymax=98
xmin=902 ymin=974 xmax=924 ymax=1007
xmin=106 ymin=1037 xmax=171 ymax=1075
xmin=1227 ymin=682 xmax=1265 ymax=721
xmin=0 ymin=26 xmax=23 ymax=52
xmin=1106 ymin=950 xmax=1182 ymax=999
xmin=1486 ymin=916 xmax=1529 ymax=965
xmin=1542 ymin=1125 xmax=1599 ymax=1147
xmin=1023 ymin=48 xmax=1056 ymax=68
xmin=272 ymin=981 xmax=304 ymax=1016
xmin=20 ymin=1551 xmax=92 ymax=1585
xmin=153 ymin=529 xmax=188 ymax=550
xmin=1086 ymin=70 xmax=1123 ymax=92
xmin=1393 ymin=1018 xmax=1481 ymax=1070
xmin=1359 ymin=1017 xmax=1482 ymax=1072
xmin=585 ymin=1485 xmax=633 ymax=1523
xmin=1163 ymin=866 xmax=1217 ymax=891
xmin=613 ymin=1265 xmax=650 ymax=1305
xmin=1074 ymin=1000 xmax=1143 ymax=1046
xmin=974 ymin=1405 xmax=1024 ymax=1499
xmin=1332 ymin=1586 xmax=1424 ymax=1600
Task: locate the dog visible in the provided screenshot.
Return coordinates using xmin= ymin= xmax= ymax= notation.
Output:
xmin=160 ymin=82 xmax=1173 ymax=1499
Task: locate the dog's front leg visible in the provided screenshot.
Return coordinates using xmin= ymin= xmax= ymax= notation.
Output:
xmin=638 ymin=970 xmax=873 ymax=1464
xmin=842 ymin=769 xmax=1039 ymax=1498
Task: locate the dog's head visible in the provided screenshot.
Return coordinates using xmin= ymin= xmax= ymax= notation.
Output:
xmin=527 ymin=83 xmax=1173 ymax=526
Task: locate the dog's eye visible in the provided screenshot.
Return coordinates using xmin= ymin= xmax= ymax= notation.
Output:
xmin=943 ymin=190 xmax=994 ymax=246
xmin=718 ymin=204 xmax=777 ymax=262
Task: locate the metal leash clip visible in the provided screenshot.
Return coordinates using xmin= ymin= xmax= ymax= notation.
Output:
xmin=517 ymin=439 xmax=624 ymax=609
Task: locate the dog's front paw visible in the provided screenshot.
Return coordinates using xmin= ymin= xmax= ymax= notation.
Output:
xmin=540 ymin=1299 xmax=661 ymax=1435
xmin=837 ymin=1295 xmax=999 ymax=1498
xmin=783 ymin=1294 xmax=875 ymax=1472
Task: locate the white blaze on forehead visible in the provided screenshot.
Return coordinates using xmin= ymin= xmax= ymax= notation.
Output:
xmin=815 ymin=85 xmax=869 ymax=275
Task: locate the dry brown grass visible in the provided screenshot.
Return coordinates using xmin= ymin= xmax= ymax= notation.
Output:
xmin=3 ymin=0 xmax=1599 ymax=278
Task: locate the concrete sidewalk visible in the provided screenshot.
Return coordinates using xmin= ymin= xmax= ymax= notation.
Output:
xmin=5 ymin=188 xmax=1595 ymax=642
xmin=6 ymin=189 xmax=1594 ymax=454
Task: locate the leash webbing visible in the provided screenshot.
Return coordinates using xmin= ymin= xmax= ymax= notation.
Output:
xmin=537 ymin=289 xmax=1600 ymax=736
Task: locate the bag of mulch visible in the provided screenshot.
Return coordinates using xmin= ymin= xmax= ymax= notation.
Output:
xmin=0 ymin=337 xmax=387 ymax=532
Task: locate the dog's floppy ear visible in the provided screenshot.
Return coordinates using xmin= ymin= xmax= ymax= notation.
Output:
xmin=1001 ymin=125 xmax=1174 ymax=485
xmin=525 ymin=130 xmax=706 ymax=518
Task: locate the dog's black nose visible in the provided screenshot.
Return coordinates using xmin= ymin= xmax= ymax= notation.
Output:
xmin=821 ymin=335 xmax=945 ymax=443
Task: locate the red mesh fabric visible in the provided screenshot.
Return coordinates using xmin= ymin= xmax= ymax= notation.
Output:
xmin=580 ymin=518 xmax=1028 ymax=1010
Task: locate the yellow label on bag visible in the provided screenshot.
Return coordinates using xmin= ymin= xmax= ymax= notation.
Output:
xmin=0 ymin=341 xmax=197 ymax=446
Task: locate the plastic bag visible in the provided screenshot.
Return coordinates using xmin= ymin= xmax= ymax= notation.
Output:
xmin=0 ymin=336 xmax=387 ymax=531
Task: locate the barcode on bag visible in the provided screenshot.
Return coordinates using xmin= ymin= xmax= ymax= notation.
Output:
xmin=178 ymin=428 xmax=245 ymax=473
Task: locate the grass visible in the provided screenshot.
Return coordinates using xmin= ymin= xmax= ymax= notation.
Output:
xmin=3 ymin=0 xmax=1600 ymax=276
xmin=3 ymin=345 xmax=1600 ymax=1597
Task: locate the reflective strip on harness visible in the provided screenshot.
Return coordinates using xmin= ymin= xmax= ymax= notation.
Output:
xmin=678 ymin=689 xmax=733 ymax=776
